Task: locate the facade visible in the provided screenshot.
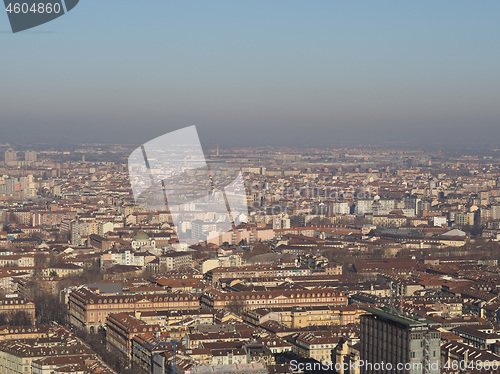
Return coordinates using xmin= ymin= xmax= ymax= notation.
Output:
xmin=0 ymin=330 xmax=92 ymax=374
xmin=68 ymin=287 xmax=200 ymax=332
xmin=455 ymin=212 xmax=475 ymax=226
xmin=335 ymin=339 xmax=361 ymax=374
xmin=201 ymin=288 xmax=347 ymax=310
xmin=360 ymin=307 xmax=441 ymax=374
xmin=106 ymin=312 xmax=161 ymax=362
xmin=330 ymin=201 xmax=350 ymax=215
xmin=441 ymin=341 xmax=500 ymax=371
xmin=325 ymin=262 xmax=343 ymax=275
xmin=208 ymin=225 xmax=275 ymax=246
xmin=89 ymin=234 xmax=113 ymax=250
xmin=355 ymin=199 xmax=373 ymax=215
xmin=24 ymin=151 xmax=37 ymax=164
xmin=290 ymin=331 xmax=340 ymax=362
xmin=244 ymin=305 xmax=362 ymax=328
xmin=100 ymin=249 xmax=152 ymax=270
xmin=0 ymin=325 xmax=50 ymax=341
xmin=0 ymin=295 xmax=35 ymax=322
xmin=159 ymin=251 xmax=193 ymax=271
xmin=46 ymin=263 xmax=84 ymax=278
xmin=205 ymin=264 xmax=312 ymax=284
xmin=201 ymin=255 xmax=243 ymax=274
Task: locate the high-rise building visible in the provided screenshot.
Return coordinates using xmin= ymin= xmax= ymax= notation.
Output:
xmin=24 ymin=151 xmax=37 ymax=163
xmin=355 ymin=199 xmax=373 ymax=215
xmin=4 ymin=149 xmax=17 ymax=165
xmin=360 ymin=307 xmax=441 ymax=374
xmin=330 ymin=201 xmax=350 ymax=215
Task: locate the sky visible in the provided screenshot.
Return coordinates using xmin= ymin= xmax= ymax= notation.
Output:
xmin=1 ymin=0 xmax=500 ymax=148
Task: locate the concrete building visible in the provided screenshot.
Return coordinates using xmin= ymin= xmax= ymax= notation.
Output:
xmin=24 ymin=151 xmax=37 ymax=164
xmin=355 ymin=199 xmax=373 ymax=215
xmin=159 ymin=251 xmax=192 ymax=271
xmin=4 ymin=149 xmax=17 ymax=166
xmin=330 ymin=201 xmax=350 ymax=215
xmin=360 ymin=307 xmax=440 ymax=374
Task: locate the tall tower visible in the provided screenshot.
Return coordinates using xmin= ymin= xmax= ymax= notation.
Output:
xmin=25 ymin=151 xmax=37 ymax=164
xmin=4 ymin=149 xmax=17 ymax=163
xmin=360 ymin=307 xmax=441 ymax=374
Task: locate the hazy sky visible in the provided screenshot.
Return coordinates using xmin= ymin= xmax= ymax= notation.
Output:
xmin=1 ymin=1 xmax=500 ymax=147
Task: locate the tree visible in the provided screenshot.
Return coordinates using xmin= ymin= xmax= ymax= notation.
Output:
xmin=309 ymin=217 xmax=331 ymax=226
xmin=76 ymin=328 xmax=149 ymax=374
xmin=252 ymin=242 xmax=271 ymax=256
xmin=0 ymin=311 xmax=32 ymax=326
xmin=34 ymin=291 xmax=67 ymax=325
xmin=34 ymin=252 xmax=49 ymax=267
xmin=10 ymin=311 xmax=32 ymax=326
xmin=242 ymin=242 xmax=272 ymax=260
xmin=227 ymin=299 xmax=245 ymax=316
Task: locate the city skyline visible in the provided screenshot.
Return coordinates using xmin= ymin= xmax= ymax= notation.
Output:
xmin=3 ymin=143 xmax=500 ymax=373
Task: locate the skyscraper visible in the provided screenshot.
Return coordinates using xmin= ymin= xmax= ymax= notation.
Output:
xmin=360 ymin=307 xmax=441 ymax=374
xmin=4 ymin=149 xmax=17 ymax=164
xmin=25 ymin=151 xmax=37 ymax=163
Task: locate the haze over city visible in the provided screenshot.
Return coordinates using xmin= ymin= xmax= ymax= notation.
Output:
xmin=2 ymin=0 xmax=500 ymax=147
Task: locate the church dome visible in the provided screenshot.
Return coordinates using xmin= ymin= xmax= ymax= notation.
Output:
xmin=133 ymin=231 xmax=149 ymax=241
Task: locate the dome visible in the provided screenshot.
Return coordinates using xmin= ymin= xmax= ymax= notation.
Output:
xmin=133 ymin=231 xmax=149 ymax=241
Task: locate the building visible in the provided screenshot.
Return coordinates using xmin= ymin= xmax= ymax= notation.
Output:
xmin=131 ymin=231 xmax=156 ymax=250
xmin=68 ymin=287 xmax=200 ymax=332
xmin=244 ymin=305 xmax=362 ymax=328
xmin=4 ymin=149 xmax=17 ymax=166
xmin=106 ymin=312 xmax=161 ymax=362
xmin=24 ymin=151 xmax=37 ymax=164
xmin=289 ymin=331 xmax=341 ymax=362
xmin=0 ymin=327 xmax=92 ymax=374
xmin=360 ymin=307 xmax=441 ymax=374
xmin=0 ymin=295 xmax=35 ymax=322
xmin=100 ymin=249 xmax=152 ymax=270
xmin=201 ymin=255 xmax=243 ymax=274
xmin=89 ymin=234 xmax=113 ymax=250
xmin=355 ymin=199 xmax=373 ymax=215
xmin=455 ymin=212 xmax=475 ymax=226
xmin=201 ymin=288 xmax=347 ymax=310
xmin=205 ymin=264 xmax=312 ymax=284
xmin=330 ymin=201 xmax=350 ymax=215
xmin=441 ymin=341 xmax=500 ymax=371
xmin=325 ymin=262 xmax=343 ymax=275
xmin=159 ymin=251 xmax=193 ymax=271
xmin=0 ymin=325 xmax=50 ymax=341
xmin=45 ymin=263 xmax=84 ymax=278
xmin=335 ymin=339 xmax=361 ymax=374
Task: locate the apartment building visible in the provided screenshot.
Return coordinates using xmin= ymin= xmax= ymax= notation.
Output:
xmin=0 ymin=295 xmax=35 ymax=322
xmin=68 ymin=287 xmax=200 ymax=332
xmin=360 ymin=307 xmax=441 ymax=374
xmin=201 ymin=288 xmax=347 ymax=310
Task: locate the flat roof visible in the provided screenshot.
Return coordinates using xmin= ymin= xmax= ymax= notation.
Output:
xmin=362 ymin=307 xmax=429 ymax=328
